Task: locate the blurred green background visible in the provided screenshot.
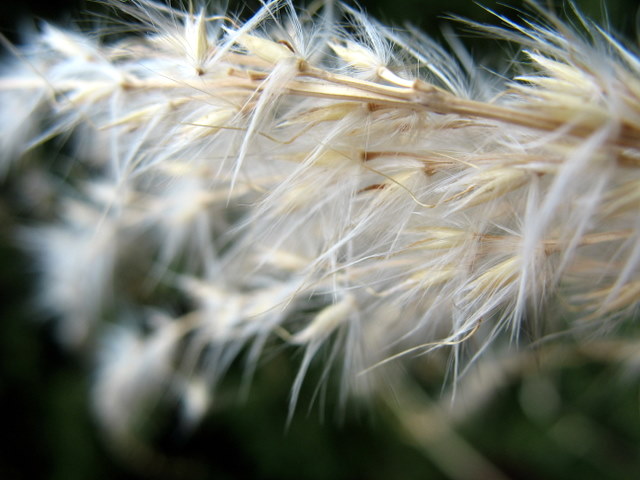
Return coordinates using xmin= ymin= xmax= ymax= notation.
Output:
xmin=1 ymin=1 xmax=639 ymax=479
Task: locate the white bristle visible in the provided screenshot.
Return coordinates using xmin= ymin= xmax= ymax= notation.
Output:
xmin=1 ymin=0 xmax=639 ymax=438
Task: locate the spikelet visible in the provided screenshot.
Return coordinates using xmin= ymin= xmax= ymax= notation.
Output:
xmin=1 ymin=0 xmax=639 ymax=438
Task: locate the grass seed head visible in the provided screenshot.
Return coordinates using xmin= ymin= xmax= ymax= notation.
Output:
xmin=1 ymin=0 xmax=639 ymax=435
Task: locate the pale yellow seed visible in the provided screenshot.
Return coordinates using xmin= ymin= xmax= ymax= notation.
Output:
xmin=282 ymin=149 xmax=354 ymax=167
xmin=259 ymin=248 xmax=310 ymax=272
xmin=235 ymin=34 xmax=295 ymax=64
xmin=291 ymin=295 xmax=355 ymax=344
xmin=525 ymin=53 xmax=596 ymax=95
xmin=467 ymin=256 xmax=520 ymax=298
xmin=406 ymin=227 xmax=469 ymax=250
xmin=403 ymin=268 xmax=456 ymax=291
xmin=101 ymin=100 xmax=188 ymax=129
xmin=449 ymin=168 xmax=529 ymax=209
xmin=279 ymin=103 xmax=361 ymax=126
xmin=373 ymin=267 xmax=456 ymax=297
xmin=180 ymin=108 xmax=237 ymax=137
xmin=329 ymin=41 xmax=379 ymax=70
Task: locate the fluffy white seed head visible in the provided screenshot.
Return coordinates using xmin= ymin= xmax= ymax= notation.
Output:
xmin=2 ymin=0 xmax=639 ymax=436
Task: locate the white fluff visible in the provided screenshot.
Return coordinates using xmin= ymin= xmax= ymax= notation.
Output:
xmin=1 ymin=0 xmax=639 ymax=437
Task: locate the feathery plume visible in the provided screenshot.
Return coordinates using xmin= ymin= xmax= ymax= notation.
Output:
xmin=1 ymin=0 xmax=639 ymax=439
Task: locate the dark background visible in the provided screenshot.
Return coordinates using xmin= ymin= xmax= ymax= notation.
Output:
xmin=2 ymin=0 xmax=639 ymax=41
xmin=1 ymin=1 xmax=639 ymax=479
